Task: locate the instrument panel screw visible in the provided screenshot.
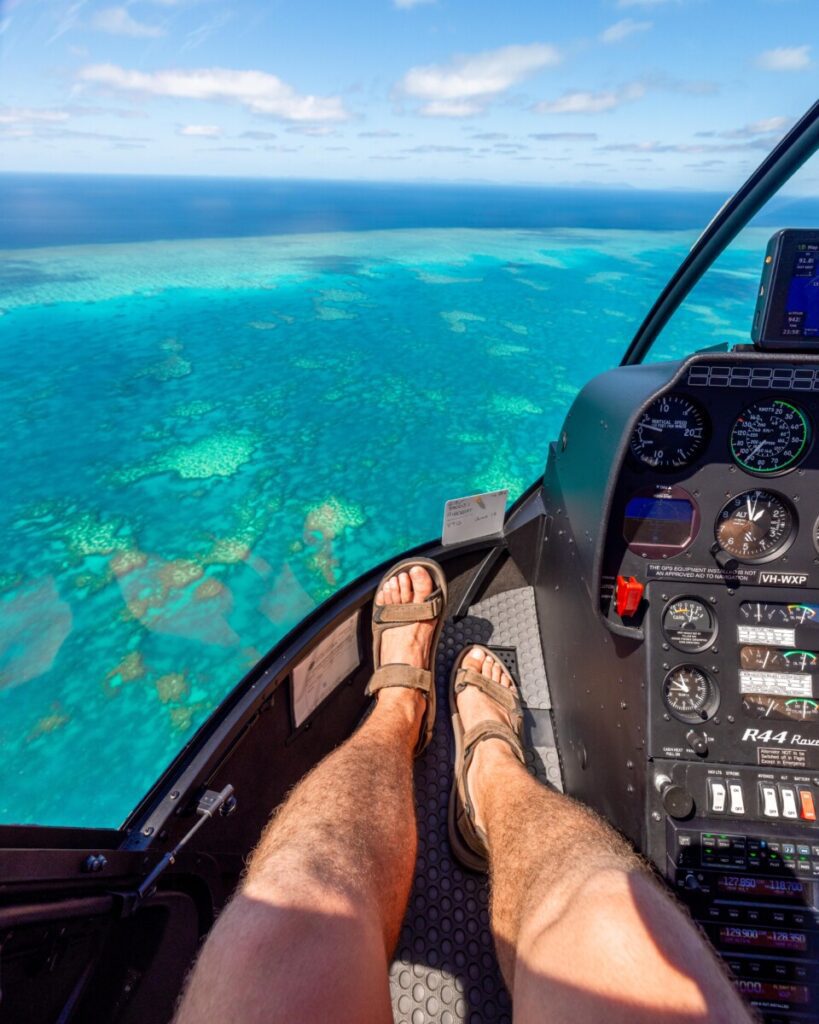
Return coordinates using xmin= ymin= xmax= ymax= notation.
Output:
xmin=627 ymin=784 xmax=635 ymax=794
xmin=142 ymin=826 xmax=154 ymax=837
xmin=727 ymin=715 xmax=735 ymax=723
xmin=169 ymin=791 xmax=180 ymax=801
xmin=662 ymin=643 xmax=669 ymax=651
xmin=662 ymin=662 xmax=669 ymax=670
xmin=620 ymin=701 xmax=628 ymax=710
xmin=709 ymin=596 xmax=717 ymax=603
xmin=626 ymin=760 xmax=634 ymax=769
xmin=651 ymin=811 xmax=662 ymax=822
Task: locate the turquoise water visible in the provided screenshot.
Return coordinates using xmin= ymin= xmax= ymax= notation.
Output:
xmin=0 ymin=227 xmax=768 ymax=828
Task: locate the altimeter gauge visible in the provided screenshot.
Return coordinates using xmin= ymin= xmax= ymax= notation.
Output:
xmin=714 ymin=489 xmax=796 ymax=562
xmin=662 ymin=666 xmax=720 ymax=723
xmin=630 ymin=394 xmax=708 ymax=470
xmin=730 ymin=400 xmax=810 ymax=475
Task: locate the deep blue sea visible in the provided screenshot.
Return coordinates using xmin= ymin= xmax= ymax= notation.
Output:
xmin=1 ymin=174 xmax=817 ymax=829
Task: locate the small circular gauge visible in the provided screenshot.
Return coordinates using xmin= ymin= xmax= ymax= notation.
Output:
xmin=662 ymin=665 xmax=720 ymax=723
xmin=730 ymin=399 xmax=810 ymax=475
xmin=630 ymin=394 xmax=708 ymax=470
xmin=813 ymin=514 xmax=819 ymax=555
xmin=662 ymin=598 xmax=717 ymax=652
xmin=714 ymin=489 xmax=796 ymax=562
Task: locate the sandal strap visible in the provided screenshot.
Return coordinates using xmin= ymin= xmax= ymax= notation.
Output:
xmin=463 ymin=720 xmax=526 ymax=765
xmin=454 ymin=667 xmax=522 ymax=718
xmin=365 ymin=663 xmax=432 ymax=696
xmin=373 ymin=590 xmax=443 ymax=624
xmin=458 ymin=720 xmax=525 ymax=858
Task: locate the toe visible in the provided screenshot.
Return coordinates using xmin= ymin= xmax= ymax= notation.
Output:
xmin=491 ymin=658 xmax=503 ymax=684
xmin=385 ymin=577 xmax=397 ymax=603
xmin=398 ymin=571 xmax=412 ymax=604
xmin=375 ymin=586 xmax=386 ymax=606
xmin=463 ymin=645 xmax=485 ymax=672
xmin=409 ymin=564 xmax=433 ymax=601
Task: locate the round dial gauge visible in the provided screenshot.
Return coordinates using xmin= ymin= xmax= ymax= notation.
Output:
xmin=662 ymin=598 xmax=716 ymax=652
xmin=630 ymin=394 xmax=708 ymax=470
xmin=714 ymin=489 xmax=796 ymax=562
xmin=730 ymin=400 xmax=810 ymax=475
xmin=662 ymin=666 xmax=719 ymax=723
xmin=813 ymin=514 xmax=819 ymax=555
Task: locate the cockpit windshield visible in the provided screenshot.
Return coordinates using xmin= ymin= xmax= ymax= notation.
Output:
xmin=1 ymin=5 xmax=816 ymax=829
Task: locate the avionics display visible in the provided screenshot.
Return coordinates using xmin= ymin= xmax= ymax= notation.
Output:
xmin=623 ymin=486 xmax=698 ymax=555
xmin=718 ymin=926 xmax=808 ymax=952
xmin=753 ymin=229 xmax=819 ymax=349
xmin=717 ymin=875 xmax=810 ymax=902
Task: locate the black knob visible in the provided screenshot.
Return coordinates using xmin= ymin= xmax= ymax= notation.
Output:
xmin=662 ymin=784 xmax=695 ymax=820
xmin=684 ymin=872 xmax=700 ymax=891
xmin=685 ymin=729 xmax=708 ymax=756
xmin=710 ymin=542 xmax=737 ymax=572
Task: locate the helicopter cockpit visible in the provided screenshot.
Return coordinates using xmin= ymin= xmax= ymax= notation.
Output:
xmin=3 ymin=104 xmax=819 ymax=1024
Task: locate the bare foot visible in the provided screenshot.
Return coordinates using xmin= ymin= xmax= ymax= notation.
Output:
xmin=373 ymin=565 xmax=436 ymax=727
xmin=456 ymin=646 xmax=519 ymax=835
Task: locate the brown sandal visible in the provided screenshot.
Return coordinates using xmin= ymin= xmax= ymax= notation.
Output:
xmin=365 ymin=556 xmax=447 ymax=756
xmin=448 ymin=644 xmax=525 ymax=872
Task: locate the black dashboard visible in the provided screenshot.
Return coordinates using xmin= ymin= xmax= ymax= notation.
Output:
xmin=538 ymin=351 xmax=819 ymax=1023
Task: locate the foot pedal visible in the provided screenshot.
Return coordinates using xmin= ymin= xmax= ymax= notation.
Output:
xmin=485 ymin=645 xmax=519 ymax=679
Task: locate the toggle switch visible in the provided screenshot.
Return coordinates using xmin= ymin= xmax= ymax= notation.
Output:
xmin=709 ymin=780 xmax=727 ymax=813
xmin=799 ymin=789 xmax=816 ymax=822
xmin=728 ymin=783 xmax=745 ymax=815
xmin=760 ymin=784 xmax=779 ymax=818
xmin=780 ymin=787 xmax=799 ymax=819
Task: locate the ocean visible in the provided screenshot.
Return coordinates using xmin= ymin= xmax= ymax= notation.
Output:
xmin=0 ymin=174 xmax=813 ymax=828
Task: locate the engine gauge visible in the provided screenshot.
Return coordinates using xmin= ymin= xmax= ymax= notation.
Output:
xmin=730 ymin=399 xmax=810 ymax=475
xmin=630 ymin=394 xmax=708 ymax=470
xmin=662 ymin=598 xmax=716 ymax=652
xmin=740 ymin=645 xmax=787 ymax=671
xmin=742 ymin=694 xmax=819 ymax=722
xmin=662 ymin=665 xmax=720 ymax=723
xmin=714 ymin=489 xmax=796 ymax=562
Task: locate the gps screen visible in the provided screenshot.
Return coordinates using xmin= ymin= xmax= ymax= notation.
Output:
xmin=782 ymin=243 xmax=819 ymax=338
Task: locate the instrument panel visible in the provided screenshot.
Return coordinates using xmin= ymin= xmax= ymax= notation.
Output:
xmin=599 ymin=357 xmax=819 ymax=1022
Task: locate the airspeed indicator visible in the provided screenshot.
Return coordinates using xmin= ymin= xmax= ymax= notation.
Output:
xmin=730 ymin=400 xmax=810 ymax=475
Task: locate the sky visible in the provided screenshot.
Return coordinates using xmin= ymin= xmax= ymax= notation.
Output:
xmin=0 ymin=0 xmax=817 ymax=189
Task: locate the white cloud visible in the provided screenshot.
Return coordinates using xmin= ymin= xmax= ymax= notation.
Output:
xmin=600 ymin=19 xmax=651 ymax=44
xmin=0 ymin=106 xmax=70 ymax=125
xmin=78 ymin=65 xmax=349 ymax=122
xmin=92 ymin=7 xmax=164 ymax=38
xmin=756 ymin=46 xmax=811 ymax=71
xmin=400 ymin=43 xmax=561 ymax=117
xmin=394 ymin=0 xmax=435 ymax=6
xmin=178 ymin=123 xmax=220 ymax=137
xmin=696 ymin=116 xmax=792 ymax=140
xmin=535 ymin=82 xmax=645 ymax=114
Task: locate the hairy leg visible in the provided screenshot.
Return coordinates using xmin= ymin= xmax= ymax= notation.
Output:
xmin=175 ymin=566 xmax=436 ymax=1024
xmin=456 ymin=647 xmax=753 ymax=1024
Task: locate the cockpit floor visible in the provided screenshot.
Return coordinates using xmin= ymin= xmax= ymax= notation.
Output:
xmin=389 ymin=586 xmax=562 ymax=1024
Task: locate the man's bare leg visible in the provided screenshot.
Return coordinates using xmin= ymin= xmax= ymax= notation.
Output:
xmin=456 ymin=646 xmax=753 ymax=1023
xmin=175 ymin=565 xmax=437 ymax=1024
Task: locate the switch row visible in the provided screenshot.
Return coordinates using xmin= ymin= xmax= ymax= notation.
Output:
xmin=759 ymin=783 xmax=816 ymax=821
xmin=708 ymin=779 xmax=746 ymax=815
